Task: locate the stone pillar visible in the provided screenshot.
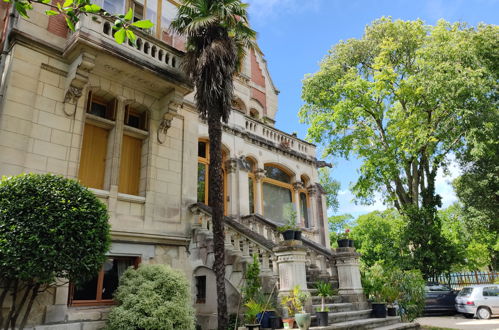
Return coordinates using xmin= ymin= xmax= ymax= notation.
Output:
xmin=292 ymin=182 xmax=303 ymax=227
xmin=225 ymin=157 xmax=238 ymax=217
xmin=273 ymin=240 xmax=308 ymax=296
xmin=334 ymin=247 xmax=366 ymax=306
xmin=254 ymin=168 xmax=266 ymax=215
xmin=307 ymin=186 xmax=318 ymax=229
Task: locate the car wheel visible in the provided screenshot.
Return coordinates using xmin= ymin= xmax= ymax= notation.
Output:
xmin=477 ymin=307 xmax=491 ymax=320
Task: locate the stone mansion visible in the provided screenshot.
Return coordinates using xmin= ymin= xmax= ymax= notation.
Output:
xmin=0 ymin=1 xmax=375 ymax=329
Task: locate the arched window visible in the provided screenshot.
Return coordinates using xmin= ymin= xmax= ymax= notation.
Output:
xmin=249 ymin=108 xmax=260 ymax=119
xmin=262 ymin=164 xmax=293 ymax=223
xmin=300 ymin=175 xmax=310 ymax=228
xmin=246 ymin=158 xmax=256 ymax=214
xmin=197 ymin=140 xmax=228 ymax=215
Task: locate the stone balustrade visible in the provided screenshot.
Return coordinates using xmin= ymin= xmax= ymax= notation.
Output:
xmin=71 ymin=14 xmax=183 ymax=76
xmin=243 ymin=116 xmax=314 ymax=157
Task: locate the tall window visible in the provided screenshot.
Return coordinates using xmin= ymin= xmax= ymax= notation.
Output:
xmin=246 ymin=158 xmax=256 ymax=214
xmin=79 ymin=92 xmax=148 ymax=196
xmin=70 ymin=256 xmax=140 ymax=306
xmin=78 ymin=94 xmax=115 ymax=190
xmin=299 ymin=175 xmax=310 ymax=227
xmin=262 ymin=164 xmax=293 ymax=223
xmin=197 ymin=140 xmax=227 ymax=214
xmin=195 ymin=275 xmax=207 ymax=304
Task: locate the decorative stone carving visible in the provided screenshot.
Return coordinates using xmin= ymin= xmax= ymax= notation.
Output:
xmin=157 ymin=112 xmax=174 ymax=144
xmin=157 ymin=92 xmax=184 ymax=144
xmin=225 ymin=158 xmax=238 ymax=174
xmin=255 ymin=168 xmax=266 ymax=182
xmin=63 ymin=52 xmax=96 ymax=116
xmin=307 ymin=185 xmax=318 ymax=197
xmin=293 ymin=181 xmax=304 ymax=191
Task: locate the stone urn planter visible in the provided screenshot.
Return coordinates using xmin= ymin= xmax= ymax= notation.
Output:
xmin=295 ymin=312 xmax=311 ymax=330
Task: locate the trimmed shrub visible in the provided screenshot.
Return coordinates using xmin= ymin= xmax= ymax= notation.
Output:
xmin=107 ymin=264 xmax=195 ymax=330
xmin=0 ymin=173 xmax=110 ymax=328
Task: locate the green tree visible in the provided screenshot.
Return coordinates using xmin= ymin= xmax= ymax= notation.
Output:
xmin=349 ymin=210 xmax=407 ymax=268
xmin=318 ymin=167 xmax=340 ymax=212
xmin=300 ymin=18 xmax=497 ymax=278
xmin=0 ymin=174 xmax=110 ymax=329
xmin=440 ymin=203 xmax=497 ymax=271
xmin=107 ymin=264 xmax=195 ymax=330
xmin=171 ymin=2 xmax=255 ymax=328
xmin=328 ymin=213 xmax=353 ymax=247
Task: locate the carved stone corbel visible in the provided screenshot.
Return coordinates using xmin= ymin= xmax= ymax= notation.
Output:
xmin=255 ymin=168 xmax=266 ymax=182
xmin=63 ymin=52 xmax=96 ymax=116
xmin=293 ymin=181 xmax=304 ymax=191
xmin=157 ymin=94 xmax=184 ymax=144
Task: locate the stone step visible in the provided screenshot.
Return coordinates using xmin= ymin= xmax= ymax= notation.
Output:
xmin=372 ymin=322 xmax=420 ymax=330
xmin=312 ymin=303 xmax=353 ymax=313
xmin=312 ymin=295 xmax=342 ymax=304
xmin=310 ymin=316 xmax=401 ymax=330
xmin=33 ymin=320 xmax=106 ymax=330
xmin=326 ymin=309 xmax=372 ymax=323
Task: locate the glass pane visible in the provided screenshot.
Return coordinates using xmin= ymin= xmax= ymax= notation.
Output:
xmin=73 ymin=275 xmax=98 ymax=300
xmin=265 ymin=165 xmax=290 ymax=183
xmin=102 ymin=258 xmax=134 ymax=300
xmin=300 ymin=192 xmax=309 ymax=227
xmin=89 ymin=102 xmax=107 ymax=118
xmin=198 ymin=163 xmax=206 ymax=203
xmin=263 ymin=182 xmax=292 ymax=223
xmin=198 ymin=142 xmax=207 ymax=158
xmin=248 ymin=177 xmax=254 ymax=213
xmin=102 ymin=0 xmax=125 ymax=14
xmin=146 ymin=0 xmax=157 ymax=34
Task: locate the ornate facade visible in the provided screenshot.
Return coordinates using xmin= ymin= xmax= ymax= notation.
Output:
xmin=0 ymin=2 xmax=403 ymax=330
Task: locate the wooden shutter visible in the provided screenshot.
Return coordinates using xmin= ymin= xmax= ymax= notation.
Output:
xmin=78 ymin=123 xmax=109 ymax=189
xmin=119 ymin=135 xmax=142 ymax=195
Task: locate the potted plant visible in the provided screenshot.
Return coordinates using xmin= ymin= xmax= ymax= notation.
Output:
xmin=244 ymin=299 xmax=263 ymax=329
xmin=279 ymin=204 xmax=301 ymax=240
xmin=337 ymin=228 xmax=352 ymax=247
xmin=280 ymin=285 xmax=301 ymax=329
xmin=362 ymin=264 xmax=387 ymax=318
xmin=382 ymin=286 xmax=399 ymax=316
xmin=314 ymin=281 xmax=336 ymax=326
xmin=294 ymin=287 xmax=312 ymax=330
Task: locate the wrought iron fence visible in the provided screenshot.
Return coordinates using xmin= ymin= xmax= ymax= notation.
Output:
xmin=434 ymin=271 xmax=498 ymax=289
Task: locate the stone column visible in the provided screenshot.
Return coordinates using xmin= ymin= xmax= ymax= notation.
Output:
xmin=307 ymin=186 xmax=318 ymax=229
xmin=225 ymin=157 xmax=238 ymax=217
xmin=334 ymin=247 xmax=366 ymax=307
xmin=273 ymin=240 xmax=308 ymax=296
xmin=254 ymin=168 xmax=266 ymax=215
xmin=292 ymin=181 xmax=304 ymax=227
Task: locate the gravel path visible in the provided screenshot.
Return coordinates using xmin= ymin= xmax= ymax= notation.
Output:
xmin=416 ymin=314 xmax=499 ymax=330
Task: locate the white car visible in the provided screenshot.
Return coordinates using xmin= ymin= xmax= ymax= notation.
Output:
xmin=455 ymin=284 xmax=499 ymax=319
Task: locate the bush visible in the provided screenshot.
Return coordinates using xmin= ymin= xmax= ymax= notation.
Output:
xmin=0 ymin=173 xmax=110 ymax=328
xmin=361 ymin=264 xmax=425 ymax=321
xmin=107 ymin=264 xmax=195 ymax=330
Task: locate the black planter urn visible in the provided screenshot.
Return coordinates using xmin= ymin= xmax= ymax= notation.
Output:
xmin=269 ymin=316 xmax=283 ymax=329
xmin=316 ymin=311 xmax=329 ymax=326
xmin=372 ymin=303 xmax=387 ymax=318
xmin=282 ymin=230 xmax=295 ymax=240
xmin=348 ymin=239 xmax=354 ymax=247
xmin=387 ymin=307 xmax=397 ymax=316
xmin=294 ymin=230 xmax=302 ymax=240
xmin=337 ymin=239 xmax=349 ymax=247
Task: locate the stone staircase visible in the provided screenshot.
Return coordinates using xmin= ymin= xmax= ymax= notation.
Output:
xmin=190 ymin=203 xmax=420 ymax=330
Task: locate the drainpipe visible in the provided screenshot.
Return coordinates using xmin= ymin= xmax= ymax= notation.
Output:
xmin=0 ymin=4 xmax=17 ymax=107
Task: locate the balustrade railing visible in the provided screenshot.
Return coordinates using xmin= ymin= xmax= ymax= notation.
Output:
xmin=72 ymin=14 xmax=183 ymax=75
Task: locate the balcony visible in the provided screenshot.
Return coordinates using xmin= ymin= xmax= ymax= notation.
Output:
xmin=242 ymin=115 xmax=315 ymax=157
xmin=65 ymin=14 xmax=187 ymax=85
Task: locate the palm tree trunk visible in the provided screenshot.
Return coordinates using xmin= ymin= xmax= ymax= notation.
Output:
xmin=208 ymin=111 xmax=228 ymax=330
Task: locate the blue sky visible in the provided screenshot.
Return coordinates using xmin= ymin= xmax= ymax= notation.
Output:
xmin=245 ymin=0 xmax=499 ymax=217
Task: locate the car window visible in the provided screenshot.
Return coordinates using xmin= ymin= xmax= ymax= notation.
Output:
xmin=458 ymin=287 xmax=473 ymax=297
xmin=426 ymin=284 xmax=451 ymax=291
xmin=483 ymin=286 xmax=499 ymax=297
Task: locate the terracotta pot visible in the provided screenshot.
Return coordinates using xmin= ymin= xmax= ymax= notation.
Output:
xmin=282 ymin=317 xmax=295 ymax=329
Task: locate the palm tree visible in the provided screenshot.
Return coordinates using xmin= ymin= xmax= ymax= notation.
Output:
xmin=171 ymin=1 xmax=256 ymax=329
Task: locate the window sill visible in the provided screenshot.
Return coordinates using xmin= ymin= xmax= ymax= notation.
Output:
xmin=124 ymin=125 xmax=149 ymax=139
xmin=117 ymin=193 xmax=146 ymax=204
xmin=88 ymin=188 xmax=110 ymax=199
